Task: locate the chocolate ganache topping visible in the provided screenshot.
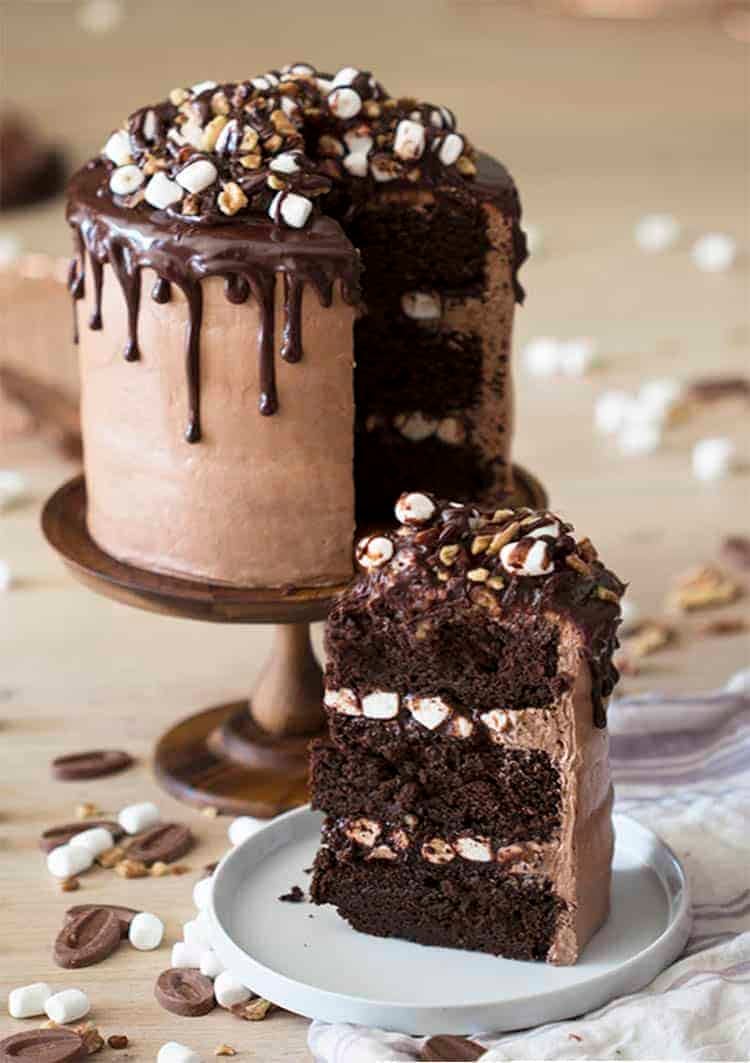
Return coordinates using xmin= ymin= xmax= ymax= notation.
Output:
xmin=354 ymin=493 xmax=626 ymax=728
xmin=67 ymin=62 xmax=526 ymax=443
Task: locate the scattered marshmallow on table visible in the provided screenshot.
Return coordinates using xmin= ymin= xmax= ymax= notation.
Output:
xmin=228 ymin=816 xmax=264 ymax=847
xmin=618 ymin=597 xmax=642 ymax=635
xmin=192 ymin=876 xmax=213 ymax=911
xmin=558 ymin=337 xmax=598 ymax=377
xmin=213 ymin=970 xmax=252 ymax=1009
xmin=45 ymin=988 xmax=89 ymax=1024
xmin=183 ymin=915 xmax=212 ymax=951
xmin=0 ymin=560 xmax=12 ymax=592
xmin=595 ymin=390 xmax=635 ymax=436
xmin=0 ymin=470 xmax=27 ymax=511
xmin=128 ymin=911 xmax=164 ymax=951
xmin=522 ymin=336 xmax=559 ymax=378
xmin=47 ymin=843 xmax=94 ymax=879
xmin=692 ymin=437 xmax=736 ymax=481
xmin=524 ymin=222 xmax=544 ymax=256
xmin=118 ymin=800 xmax=159 ymax=834
xmin=617 ymin=419 xmax=662 ymax=457
xmin=70 ymin=826 xmax=114 ymax=857
xmin=8 ymin=982 xmax=52 ymax=1019
xmin=172 ymin=941 xmax=202 ymax=968
xmin=637 ymin=377 xmax=683 ymax=421
xmin=157 ymin=1043 xmax=203 ymax=1063
xmin=634 ymin=213 xmax=681 ymax=253
xmin=691 ymin=232 xmax=737 ymax=273
xmin=199 ymin=948 xmax=225 ymax=979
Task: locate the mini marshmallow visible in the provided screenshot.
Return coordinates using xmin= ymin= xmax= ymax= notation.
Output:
xmin=214 ymin=971 xmax=252 ymax=1009
xmin=634 ymin=213 xmax=680 ymax=253
xmin=401 ymin=291 xmax=440 ymax=320
xmin=269 ymin=152 xmax=301 ymax=174
xmin=527 ymin=522 xmax=560 ymax=540
xmin=393 ymin=119 xmax=425 ymax=161
xmin=199 ymin=948 xmax=225 ymax=979
xmin=0 ymin=560 xmax=12 ymax=592
xmin=45 ymin=988 xmax=90 ymax=1024
xmin=328 ymin=87 xmax=362 ymax=119
xmin=523 ymin=337 xmax=560 ymax=378
xmin=617 ymin=420 xmax=662 ymax=456
xmin=407 ymin=695 xmax=452 ymax=730
xmin=356 ymin=534 xmax=394 ymax=568
xmin=343 ymin=129 xmax=373 ymax=155
xmin=157 ymin=1043 xmax=202 ymax=1063
xmin=594 ymin=390 xmax=635 ymax=435
xmin=725 ymin=668 xmax=750 ymax=695
xmin=214 ymin=118 xmax=238 ymax=154
xmin=183 ymin=915 xmax=212 ymax=951
xmin=395 ymin=491 xmax=436 ymax=525
xmin=0 ymin=470 xmax=28 ymax=510
xmin=103 ymin=129 xmax=132 ymax=166
xmin=118 ymin=800 xmax=159 ymax=835
xmin=692 ymin=437 xmax=736 ymax=481
xmin=47 ymin=843 xmax=94 ymax=879
xmin=191 ymin=80 xmax=217 ymax=95
xmin=619 ymin=596 xmax=641 ymax=634
xmin=171 ymin=941 xmax=202 ymax=968
xmin=331 ymin=66 xmax=359 ymax=88
xmin=558 ymin=337 xmax=598 ymax=377
xmin=8 ymin=982 xmax=52 ymax=1019
xmin=438 ymin=132 xmax=463 ymax=166
xmin=692 ymin=233 xmax=737 ymax=273
xmin=500 ymin=539 xmax=553 ymax=577
xmin=176 ymin=159 xmax=218 ymax=194
xmin=145 ymin=172 xmax=183 ymax=210
xmin=323 ymin=688 xmax=361 ymax=716
xmin=343 ymin=153 xmax=368 ymax=177
xmin=143 ymin=109 xmax=158 ymax=141
xmin=455 ymin=836 xmax=493 ymax=862
xmin=228 ymin=816 xmax=264 ymax=847
xmin=109 ymin=165 xmax=144 ymax=196
xmin=70 ymin=826 xmax=114 ymax=857
xmin=269 ymin=191 xmax=312 ymax=229
xmin=524 ymin=223 xmax=544 ymax=256
xmin=637 ymin=378 xmax=683 ymax=421
xmin=361 ymin=691 xmax=400 ymax=720
xmin=129 ymin=911 xmax=164 ymax=951
xmin=192 ymin=876 xmax=214 ymax=910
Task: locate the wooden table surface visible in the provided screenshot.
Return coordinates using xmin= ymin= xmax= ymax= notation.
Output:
xmin=1 ymin=3 xmax=748 ymax=1060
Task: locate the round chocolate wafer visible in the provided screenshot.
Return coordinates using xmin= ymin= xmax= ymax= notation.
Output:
xmin=54 ymin=906 xmax=121 ymax=968
xmin=0 ymin=1028 xmax=87 ymax=1062
xmin=155 ymin=968 xmax=216 ymax=1017
xmin=127 ymin=822 xmax=194 ymax=865
xmin=65 ymin=903 xmax=140 ymax=938
xmin=39 ymin=820 xmax=123 ymax=853
xmin=51 ymin=749 xmax=133 ymax=780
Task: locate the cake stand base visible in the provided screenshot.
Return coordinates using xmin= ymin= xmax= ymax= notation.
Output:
xmin=42 ymin=467 xmax=548 ymax=817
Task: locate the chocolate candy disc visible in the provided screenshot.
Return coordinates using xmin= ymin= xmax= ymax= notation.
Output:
xmin=155 ymin=968 xmax=216 ymax=1017
xmin=126 ymin=823 xmax=194 ymax=865
xmin=51 ymin=749 xmax=133 ymax=780
xmin=54 ymin=906 xmax=121 ymax=968
xmin=0 ymin=1028 xmax=87 ymax=1062
xmin=421 ymin=1036 xmax=486 ymax=1062
xmin=64 ymin=903 xmax=140 ymax=938
xmin=39 ymin=820 xmax=123 ymax=853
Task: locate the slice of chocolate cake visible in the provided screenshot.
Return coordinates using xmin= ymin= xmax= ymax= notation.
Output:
xmin=310 ymin=493 xmax=624 ymax=964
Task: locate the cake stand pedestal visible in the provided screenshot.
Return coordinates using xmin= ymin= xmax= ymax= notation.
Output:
xmin=42 ymin=468 xmax=547 ymax=817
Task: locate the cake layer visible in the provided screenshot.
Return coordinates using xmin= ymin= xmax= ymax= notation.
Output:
xmin=311 ymin=846 xmax=563 ymax=960
xmin=310 ymin=738 xmax=561 ymax=845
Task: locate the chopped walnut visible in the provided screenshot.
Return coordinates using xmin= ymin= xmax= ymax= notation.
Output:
xmin=96 ymin=846 xmax=125 ymax=869
xmin=114 ymin=858 xmax=148 ymax=879
xmin=214 ymin=1045 xmax=237 ymax=1057
xmin=625 ymin=620 xmax=675 ymax=658
xmin=233 ymin=997 xmax=275 ymax=1021
xmin=670 ymin=565 xmax=741 ymax=611
xmin=439 ymin=545 xmax=460 ymax=566
xmin=75 ymin=802 xmax=99 ymax=820
xmin=218 ymin=182 xmax=249 ymax=216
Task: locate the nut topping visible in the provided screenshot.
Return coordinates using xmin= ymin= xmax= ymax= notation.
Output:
xmin=421 ymin=838 xmax=455 ymax=864
xmin=344 ymin=818 xmax=382 ymax=847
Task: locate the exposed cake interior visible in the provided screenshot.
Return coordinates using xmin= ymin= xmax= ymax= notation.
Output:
xmin=311 ymin=493 xmax=623 ymax=963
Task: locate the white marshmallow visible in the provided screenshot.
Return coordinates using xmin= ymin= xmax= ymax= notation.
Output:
xmin=103 ymin=129 xmax=132 ymax=166
xmin=109 ymin=165 xmax=144 ymax=196
xmin=395 ymin=411 xmax=438 ymax=441
xmin=393 ymin=119 xmax=425 ymax=161
xmin=619 ymin=596 xmax=641 ymax=634
xmin=157 ymin=1043 xmax=202 ymax=1063
xmin=725 ymin=668 xmax=750 ymax=695
xmin=692 ymin=437 xmax=736 ymax=481
xmin=170 ymin=115 xmax=204 ymax=150
xmin=527 ymin=521 xmax=560 ymax=540
xmin=251 ymin=76 xmax=270 ymax=90
xmin=454 ymin=836 xmax=493 ymax=862
xmin=0 ymin=470 xmax=26 ymax=510
xmin=191 ymin=80 xmax=217 ymax=95
xmin=558 ymin=337 xmax=598 ymax=376
xmin=199 ymin=948 xmax=225 ymax=979
xmin=634 ymin=213 xmax=680 ymax=253
xmin=436 ymin=417 xmax=465 ymax=445
xmin=69 ymin=826 xmax=114 ymax=857
xmin=128 ymin=911 xmax=164 ymax=951
xmin=523 ymin=336 xmax=560 ymax=378
xmin=8 ymin=982 xmax=52 ymax=1019
xmin=500 ymin=539 xmax=553 ymax=577
xmin=47 ymin=844 xmax=94 ymax=879
xmin=617 ymin=420 xmax=662 ymax=456
xmin=524 ymin=222 xmax=544 ymax=256
xmin=171 ymin=941 xmax=202 ymax=968
xmin=356 ymin=534 xmax=394 ymax=568
xmin=145 ymin=172 xmax=183 ymax=210
xmin=692 ymin=233 xmax=737 ymax=273
xmin=118 ymin=800 xmax=159 ymax=835
xmin=228 ymin=816 xmax=264 ymax=847
xmin=407 ymin=695 xmax=453 ymax=730
xmin=269 ymin=191 xmax=312 ymax=229
xmin=343 ymin=153 xmax=368 ymax=177
xmin=594 ymin=389 xmax=635 ymax=435
xmin=143 ymin=109 xmax=158 ymax=141
xmin=327 ymin=87 xmax=362 ymax=119
xmin=361 ymin=691 xmax=400 ymax=720
xmin=331 ymin=66 xmax=359 ymax=88
xmin=183 ymin=914 xmax=212 ymax=951
xmin=343 ymin=129 xmax=373 ymax=155
xmin=176 ymin=159 xmax=218 ymax=194
xmin=438 ymin=132 xmax=463 ymax=166
xmin=214 ymin=971 xmax=252 ymax=1009
xmin=401 ymin=291 xmax=440 ymax=320
xmin=45 ymin=988 xmax=89 ymax=1024
xmin=214 ymin=119 xmax=238 ymax=154
xmin=637 ymin=378 xmax=683 ymax=421
xmin=440 ymin=106 xmax=455 ymax=130
xmin=269 ymin=152 xmax=301 ymax=174
xmin=395 ymin=491 xmax=436 ymax=525
xmin=0 ymin=560 xmax=12 ymax=592
xmin=192 ymin=876 xmax=214 ymax=910
xmin=323 ymin=688 xmax=361 ymax=716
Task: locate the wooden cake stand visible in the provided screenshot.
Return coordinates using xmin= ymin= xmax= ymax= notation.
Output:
xmin=42 ymin=469 xmax=547 ymax=818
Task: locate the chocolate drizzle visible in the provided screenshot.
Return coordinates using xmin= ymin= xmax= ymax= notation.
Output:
xmin=67 ymin=161 xmax=360 ymax=441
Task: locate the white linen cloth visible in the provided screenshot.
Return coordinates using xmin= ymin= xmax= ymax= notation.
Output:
xmin=309 ymin=673 xmax=750 ymax=1062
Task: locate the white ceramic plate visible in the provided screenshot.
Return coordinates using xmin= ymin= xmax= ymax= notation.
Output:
xmin=207 ymin=806 xmax=691 ymax=1035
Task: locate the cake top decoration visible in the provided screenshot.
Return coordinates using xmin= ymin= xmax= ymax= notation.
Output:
xmin=99 ymin=63 xmax=479 ymax=228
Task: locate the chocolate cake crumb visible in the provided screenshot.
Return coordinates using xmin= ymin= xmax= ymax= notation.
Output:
xmin=278 ymin=885 xmax=305 ymax=903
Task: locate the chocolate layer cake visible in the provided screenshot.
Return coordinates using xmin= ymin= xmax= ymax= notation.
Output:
xmin=66 ymin=64 xmax=526 ymax=586
xmin=310 ymin=493 xmax=624 ymax=964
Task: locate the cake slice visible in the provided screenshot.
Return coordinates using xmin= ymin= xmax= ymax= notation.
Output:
xmin=310 ymin=492 xmax=624 ymax=964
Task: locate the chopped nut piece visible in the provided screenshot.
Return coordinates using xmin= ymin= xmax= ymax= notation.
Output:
xmin=566 ymin=554 xmax=593 ymax=577
xmin=201 ymin=805 xmax=219 ymax=818
xmin=366 ymin=844 xmax=398 ymax=861
xmin=218 ymin=182 xmax=249 ymax=216
xmin=96 ymin=845 xmax=125 ymax=868
xmin=492 ymin=509 xmax=515 ymax=522
xmin=107 ymin=1035 xmax=129 ymax=1050
xmin=60 ymin=877 xmax=80 ymax=892
xmin=439 ymin=545 xmax=460 ymax=566
xmin=670 ymin=565 xmax=741 ymax=611
xmin=214 ymin=1046 xmax=237 ymax=1057
xmin=487 ymin=576 xmax=505 ymax=590
xmin=363 ymin=100 xmax=381 ymax=118
xmin=625 ymin=620 xmax=675 ymax=658
xmin=267 ymin=174 xmax=286 ymax=191
xmin=77 ymin=1025 xmax=104 ymax=1054
xmin=595 ymin=585 xmax=621 ymax=603
xmin=577 ymin=537 xmax=599 ymax=562
xmin=471 ymin=535 xmax=492 ymax=555
xmin=181 ymin=193 xmax=200 ymax=216
xmin=202 ymin=115 xmax=228 ymax=151
xmin=150 ymin=861 xmax=171 ymax=877
xmin=169 ymin=88 xmax=189 ymax=106
xmin=437 ymin=570 xmax=449 ymax=582
xmin=143 ymin=153 xmax=167 ymax=176
xmin=486 ymin=521 xmax=521 ymax=556
xmin=43 ymin=1020 xmax=60 ymax=1029
xmin=239 ymin=153 xmax=262 ymax=170
xmin=456 ymin=155 xmax=477 ymax=176
xmin=233 ymin=997 xmax=275 ymax=1021
xmin=76 ymin=802 xmax=99 ymax=820
xmin=466 ymin=568 xmax=489 ymax=583
xmin=239 ymin=128 xmax=259 ymax=152
xmin=344 ymin=817 xmax=381 ymax=847
xmin=171 ymin=864 xmax=191 ymax=875
xmin=211 ymin=91 xmax=231 ymax=116
xmin=697 ymin=616 xmax=748 ymax=636
xmin=114 ymin=858 xmax=148 ymax=879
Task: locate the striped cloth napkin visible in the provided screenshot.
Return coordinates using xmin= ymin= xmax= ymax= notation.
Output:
xmin=308 ymin=671 xmax=750 ymax=1062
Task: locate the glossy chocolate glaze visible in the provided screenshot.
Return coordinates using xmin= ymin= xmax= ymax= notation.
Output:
xmin=67 ymin=160 xmax=360 ymax=442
